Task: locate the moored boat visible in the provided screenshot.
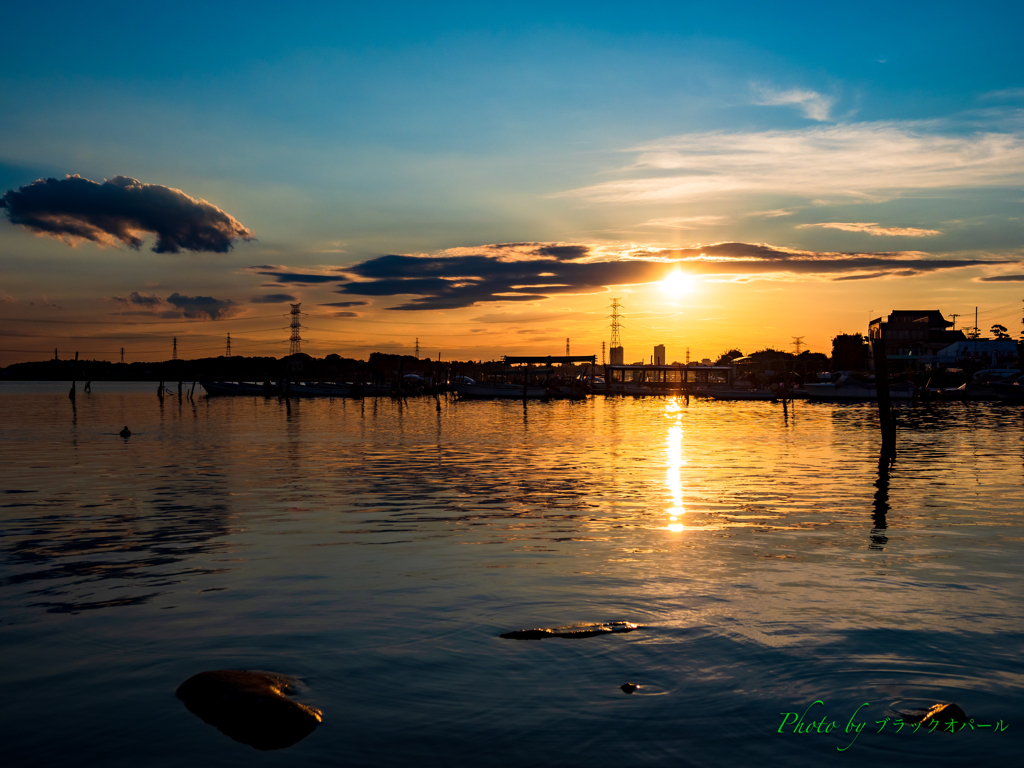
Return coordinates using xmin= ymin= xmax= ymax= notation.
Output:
xmin=804 ymin=374 xmax=914 ymax=401
xmin=200 ymin=381 xmax=274 ymax=396
xmin=992 ymin=377 xmax=1024 ymax=402
xmin=286 ymin=382 xmax=352 ymax=397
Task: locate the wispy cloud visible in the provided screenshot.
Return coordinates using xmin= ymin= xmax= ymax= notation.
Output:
xmin=980 ymin=88 xmax=1024 ymax=102
xmin=978 ymin=274 xmax=1024 ymax=282
xmin=750 ymin=209 xmax=797 ymax=218
xmin=637 ymin=215 xmax=726 ymax=230
xmin=311 ymin=240 xmax=348 ymax=254
xmin=753 ymin=86 xmax=835 ymax=121
xmin=250 ymin=293 xmax=297 ymax=304
xmin=563 ymin=119 xmax=1024 ymax=204
xmin=798 ymin=222 xmax=942 ymax=236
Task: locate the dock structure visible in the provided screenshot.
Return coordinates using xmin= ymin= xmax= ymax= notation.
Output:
xmin=502 ymin=355 xmax=598 ymax=393
xmin=604 ymin=363 xmax=734 ymax=393
xmin=503 ymin=355 xmax=597 ymax=377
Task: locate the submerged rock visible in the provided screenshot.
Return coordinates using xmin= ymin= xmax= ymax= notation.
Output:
xmin=620 ymin=683 xmax=640 ymax=694
xmin=500 ymin=621 xmax=639 ymax=640
xmin=176 ymin=670 xmax=322 ymax=750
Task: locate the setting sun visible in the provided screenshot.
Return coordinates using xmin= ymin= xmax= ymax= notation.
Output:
xmin=659 ymin=269 xmax=695 ymax=295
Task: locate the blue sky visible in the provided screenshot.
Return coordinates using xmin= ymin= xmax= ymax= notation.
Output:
xmin=2 ymin=2 xmax=1024 ymax=363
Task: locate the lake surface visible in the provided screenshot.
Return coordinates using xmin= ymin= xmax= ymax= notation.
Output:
xmin=2 ymin=382 xmax=1022 ymax=766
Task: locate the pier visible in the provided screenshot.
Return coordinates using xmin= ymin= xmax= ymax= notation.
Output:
xmin=604 ymin=363 xmax=734 ymax=393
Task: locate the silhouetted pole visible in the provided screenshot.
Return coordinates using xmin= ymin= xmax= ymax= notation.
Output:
xmin=69 ymin=351 xmax=78 ymax=401
xmin=871 ymin=326 xmax=896 ymax=455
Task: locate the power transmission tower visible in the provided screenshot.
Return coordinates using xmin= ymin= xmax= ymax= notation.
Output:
xmin=601 ymin=341 xmax=606 ymax=366
xmin=686 ymin=347 xmax=690 ymax=365
xmin=566 ymin=338 xmax=570 ymax=356
xmin=54 ymin=348 xmax=58 ymax=360
xmin=172 ymin=337 xmax=177 ymax=360
xmin=609 ymin=299 xmax=622 ymax=347
xmin=226 ymin=333 xmax=231 ymax=357
xmin=792 ymin=336 xmax=805 ymax=355
xmin=289 ymin=303 xmax=303 ymax=355
xmin=120 ymin=347 xmax=124 ymax=364
xmin=415 ymin=338 xmax=419 ymax=358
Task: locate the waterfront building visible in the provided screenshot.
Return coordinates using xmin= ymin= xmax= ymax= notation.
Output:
xmin=868 ymin=310 xmax=966 ymax=370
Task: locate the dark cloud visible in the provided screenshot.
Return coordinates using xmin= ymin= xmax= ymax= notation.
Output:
xmin=112 ymin=291 xmax=163 ymax=307
xmin=166 ymin=293 xmax=240 ymax=320
xmin=531 ymin=244 xmax=590 ymax=260
xmin=332 ymin=311 xmax=359 ymax=317
xmin=0 ymin=174 xmax=253 ymax=253
xmin=485 ymin=242 xmax=591 ymax=260
xmin=251 ymin=293 xmax=297 ymax=303
xmin=248 ymin=266 xmax=345 ymax=284
xmin=260 ymin=272 xmax=343 ymax=284
xmin=979 ymin=274 xmax=1024 ymax=282
xmin=831 ymin=272 xmax=894 ymax=281
xmin=320 ymin=301 xmax=368 ymax=307
xmin=253 ymin=242 xmax=1013 ymax=311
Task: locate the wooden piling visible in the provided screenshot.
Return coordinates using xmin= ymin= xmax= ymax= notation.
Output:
xmin=871 ymin=330 xmax=896 ymax=455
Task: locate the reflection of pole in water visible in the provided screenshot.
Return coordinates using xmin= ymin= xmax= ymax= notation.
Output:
xmin=871 ymin=451 xmax=893 ymax=550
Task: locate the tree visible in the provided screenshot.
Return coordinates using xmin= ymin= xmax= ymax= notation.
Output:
xmin=990 ymin=324 xmax=1010 ymax=340
xmin=715 ymin=349 xmax=744 ymax=365
xmin=831 ymin=333 xmax=869 ymax=371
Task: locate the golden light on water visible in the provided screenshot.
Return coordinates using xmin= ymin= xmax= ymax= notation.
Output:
xmin=665 ymin=398 xmax=687 ymax=531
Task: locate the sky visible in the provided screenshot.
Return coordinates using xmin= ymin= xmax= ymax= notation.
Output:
xmin=2 ymin=1 xmax=1024 ymax=366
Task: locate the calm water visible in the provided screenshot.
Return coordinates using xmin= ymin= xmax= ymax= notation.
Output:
xmin=2 ymin=382 xmax=1022 ymax=766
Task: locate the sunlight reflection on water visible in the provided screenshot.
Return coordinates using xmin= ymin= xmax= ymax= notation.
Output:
xmin=1 ymin=383 xmax=1022 ymax=766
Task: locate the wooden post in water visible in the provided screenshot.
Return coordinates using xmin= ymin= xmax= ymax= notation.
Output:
xmin=871 ymin=325 xmax=896 ymax=455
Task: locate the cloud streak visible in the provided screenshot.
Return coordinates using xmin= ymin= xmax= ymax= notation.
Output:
xmin=563 ymin=119 xmax=1024 ymax=204
xmin=248 ymin=241 xmax=1011 ymax=311
xmin=0 ymin=175 xmax=254 ymax=253
xmin=753 ymin=87 xmax=835 ymax=121
xmin=111 ymin=291 xmax=242 ymax=320
xmin=798 ymin=222 xmax=942 ymax=236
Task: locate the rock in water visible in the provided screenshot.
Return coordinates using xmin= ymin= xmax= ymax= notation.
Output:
xmin=500 ymin=621 xmax=639 ymax=640
xmin=620 ymin=683 xmax=640 ymax=694
xmin=913 ymin=702 xmax=968 ymax=729
xmin=176 ymin=670 xmax=321 ymax=750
